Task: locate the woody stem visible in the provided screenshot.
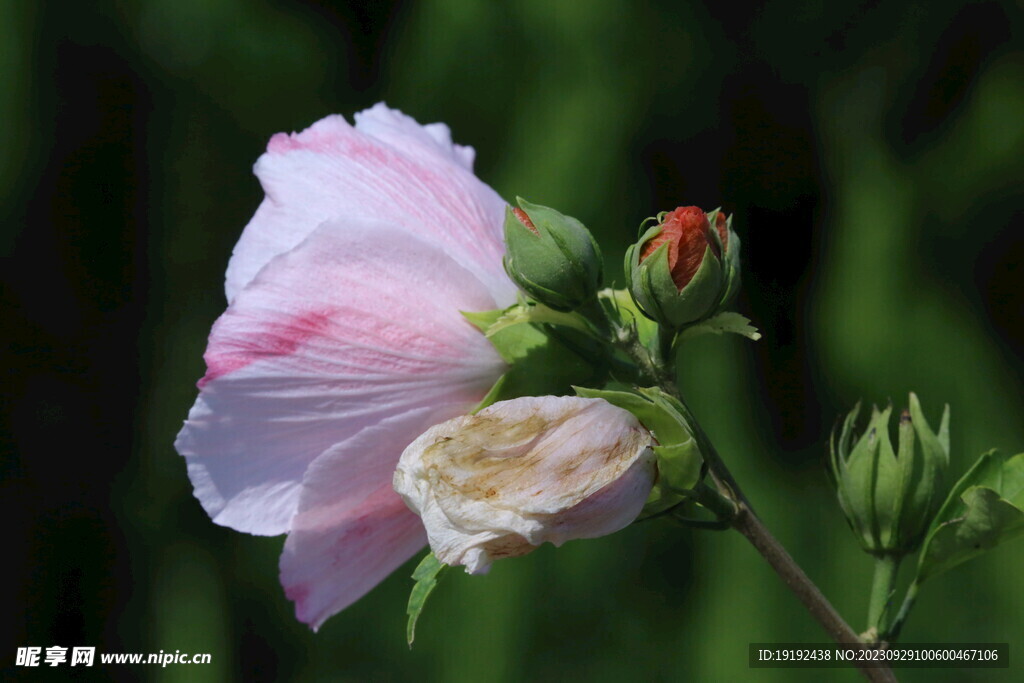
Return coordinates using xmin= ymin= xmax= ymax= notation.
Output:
xmin=623 ymin=326 xmax=897 ymax=683
xmin=690 ymin=402 xmax=898 ymax=682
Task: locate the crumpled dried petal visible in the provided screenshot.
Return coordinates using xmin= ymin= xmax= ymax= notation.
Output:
xmin=393 ymin=396 xmax=656 ymax=574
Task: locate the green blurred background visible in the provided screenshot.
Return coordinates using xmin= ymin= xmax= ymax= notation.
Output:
xmin=4 ymin=1 xmax=1023 ymax=680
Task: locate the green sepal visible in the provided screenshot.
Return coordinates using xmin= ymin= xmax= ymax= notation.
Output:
xmin=839 ymin=406 xmax=885 ymax=551
xmin=573 ymin=386 xmax=692 ymax=450
xmin=647 ymin=440 xmax=704 ymax=515
xmin=707 ymin=210 xmax=742 ymax=308
xmin=829 ymin=402 xmax=862 ymax=533
xmin=623 ymin=227 xmax=667 ymax=325
xmin=705 ymin=208 xmax=725 ymax=251
xmin=915 ymin=450 xmax=1024 ymax=582
xmin=871 ymin=406 xmax=900 ymax=549
xmin=472 ymin=374 xmax=509 ymax=413
xmin=483 ymin=301 xmax=599 ymax=340
xmin=462 ymin=309 xmax=504 ymax=333
xmin=597 ymin=288 xmax=658 ymax=348
xmin=573 ymin=386 xmax=703 ymax=514
xmin=665 ymin=244 xmax=723 ymax=325
xmin=892 ymin=409 xmax=917 ymax=546
xmin=640 ymin=239 xmax=681 ymax=324
xmin=909 ymin=393 xmax=950 ymax=470
xmin=678 ymin=311 xmax=761 ymax=341
xmin=407 ymin=552 xmax=449 ymax=647
xmin=898 ymin=396 xmax=950 ymax=551
xmin=895 ymin=395 xmax=949 ymax=550
xmin=463 ymin=305 xmax=600 ymax=412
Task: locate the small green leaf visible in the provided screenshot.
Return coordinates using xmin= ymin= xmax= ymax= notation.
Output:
xmin=916 ymin=451 xmax=1024 ymax=582
xmin=461 ymin=309 xmax=504 ymax=333
xmin=485 ymin=302 xmax=597 ymax=339
xmin=470 ymin=315 xmax=598 ymax=412
xmin=678 ymin=311 xmax=762 ymax=341
xmin=918 ymin=488 xmax=1024 ymax=581
xmin=472 ymin=374 xmax=509 ymax=413
xmin=407 ymin=552 xmax=449 ymax=647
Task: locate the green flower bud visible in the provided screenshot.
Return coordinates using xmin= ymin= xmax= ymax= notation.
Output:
xmin=501 ymin=198 xmax=603 ymax=312
xmin=624 ymin=206 xmax=739 ymax=329
xmin=830 ymin=393 xmax=950 ymax=556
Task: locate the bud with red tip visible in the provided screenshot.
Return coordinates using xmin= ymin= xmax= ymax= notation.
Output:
xmin=624 ymin=205 xmax=740 ymax=329
xmin=502 ymin=197 xmax=603 ymax=312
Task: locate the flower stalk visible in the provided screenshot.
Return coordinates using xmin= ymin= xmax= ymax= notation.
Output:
xmin=865 ymin=554 xmax=901 ymax=639
xmin=883 ymin=578 xmax=920 ymax=643
xmin=599 ymin=301 xmax=897 ymax=682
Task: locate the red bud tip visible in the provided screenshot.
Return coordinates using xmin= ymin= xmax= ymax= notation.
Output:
xmin=640 ymin=206 xmax=718 ymax=290
xmin=512 ymin=207 xmax=539 ymax=235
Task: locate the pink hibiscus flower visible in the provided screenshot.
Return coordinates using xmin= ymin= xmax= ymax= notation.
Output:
xmin=175 ymin=104 xmax=516 ymax=630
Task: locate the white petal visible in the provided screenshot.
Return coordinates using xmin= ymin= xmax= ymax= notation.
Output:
xmin=177 ymin=220 xmax=507 ymax=536
xmin=224 ymin=104 xmax=513 ymax=306
xmin=353 ymin=103 xmax=477 ymax=171
xmin=279 ymin=410 xmax=434 ymax=630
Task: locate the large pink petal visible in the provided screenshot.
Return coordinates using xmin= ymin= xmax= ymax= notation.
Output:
xmin=225 ymin=103 xmax=512 ymax=306
xmin=279 ymin=410 xmax=435 ymax=630
xmin=176 ymin=219 xmax=507 ymax=536
xmin=352 ymin=103 xmax=478 ymax=171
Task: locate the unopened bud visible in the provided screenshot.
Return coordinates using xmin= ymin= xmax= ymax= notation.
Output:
xmin=625 ymin=205 xmax=740 ymax=328
xmin=830 ymin=393 xmax=950 ymax=555
xmin=502 ymin=198 xmax=603 ymax=312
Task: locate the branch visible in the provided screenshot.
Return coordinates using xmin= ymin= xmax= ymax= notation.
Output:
xmin=731 ymin=506 xmax=898 ymax=683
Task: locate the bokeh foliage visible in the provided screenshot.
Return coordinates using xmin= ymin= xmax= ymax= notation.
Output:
xmin=4 ymin=1 xmax=1023 ymax=681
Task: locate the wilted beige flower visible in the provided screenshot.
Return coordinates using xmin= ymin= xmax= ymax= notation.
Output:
xmin=393 ymin=396 xmax=656 ymax=573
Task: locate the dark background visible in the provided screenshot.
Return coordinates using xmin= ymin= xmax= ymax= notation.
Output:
xmin=3 ymin=1 xmax=1023 ymax=680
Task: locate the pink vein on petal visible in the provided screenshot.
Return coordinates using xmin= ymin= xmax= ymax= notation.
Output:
xmin=199 ymin=308 xmax=339 ymax=387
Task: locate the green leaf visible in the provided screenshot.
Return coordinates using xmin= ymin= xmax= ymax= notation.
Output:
xmin=406 ymin=552 xmax=449 ymax=647
xmin=916 ymin=451 xmax=1024 ymax=581
xmin=678 ymin=311 xmax=761 ymax=341
xmin=461 ymin=309 xmax=503 ymax=333
xmin=469 ymin=309 xmax=598 ymax=412
xmin=484 ymin=302 xmax=597 ymax=339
